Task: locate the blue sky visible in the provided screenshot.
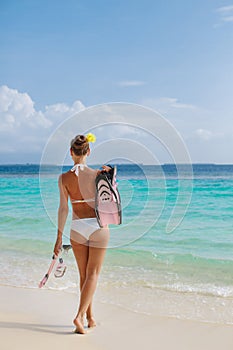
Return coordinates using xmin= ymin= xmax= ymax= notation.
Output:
xmin=0 ymin=0 xmax=233 ymax=163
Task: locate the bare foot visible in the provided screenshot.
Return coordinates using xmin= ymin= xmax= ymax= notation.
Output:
xmin=87 ymin=316 xmax=96 ymax=328
xmin=73 ymin=317 xmax=86 ymax=334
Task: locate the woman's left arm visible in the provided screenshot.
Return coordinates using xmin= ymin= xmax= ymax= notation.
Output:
xmin=96 ymin=165 xmax=112 ymax=175
xmin=53 ymin=175 xmax=69 ymax=256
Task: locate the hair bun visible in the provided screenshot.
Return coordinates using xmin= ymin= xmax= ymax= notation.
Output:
xmin=72 ymin=135 xmax=86 ymax=146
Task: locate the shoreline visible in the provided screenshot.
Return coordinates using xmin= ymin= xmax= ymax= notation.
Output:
xmin=2 ymin=268 xmax=233 ymax=326
xmin=1 ymin=285 xmax=233 ymax=350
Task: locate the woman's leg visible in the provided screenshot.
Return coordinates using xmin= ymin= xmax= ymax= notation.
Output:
xmin=70 ymin=234 xmax=95 ymax=327
xmin=74 ymin=228 xmax=109 ymax=334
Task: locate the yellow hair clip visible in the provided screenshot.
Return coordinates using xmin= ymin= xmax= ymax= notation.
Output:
xmin=86 ymin=133 xmax=96 ymax=143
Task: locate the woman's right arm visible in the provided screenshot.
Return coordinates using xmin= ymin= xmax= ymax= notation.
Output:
xmin=53 ymin=175 xmax=69 ymax=256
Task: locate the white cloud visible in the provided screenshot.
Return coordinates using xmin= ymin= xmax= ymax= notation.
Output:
xmin=140 ymin=96 xmax=229 ymax=163
xmin=215 ymin=4 xmax=233 ymax=23
xmin=222 ymin=15 xmax=233 ymax=22
xmin=195 ymin=128 xmax=224 ymax=141
xmin=0 ymin=86 xmax=231 ymax=164
xmin=195 ymin=128 xmax=213 ymax=140
xmin=41 ymin=102 xmax=193 ymax=166
xmin=0 ymin=85 xmax=52 ymax=131
xmin=141 ymin=97 xmax=196 ymax=115
xmin=118 ymin=80 xmax=146 ymax=87
xmin=0 ymin=85 xmax=85 ymax=160
xmin=44 ymin=100 xmax=85 ymax=123
xmin=216 ymin=5 xmax=233 ymax=13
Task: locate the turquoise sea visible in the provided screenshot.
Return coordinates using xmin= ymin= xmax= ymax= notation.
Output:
xmin=0 ymin=163 xmax=233 ymax=324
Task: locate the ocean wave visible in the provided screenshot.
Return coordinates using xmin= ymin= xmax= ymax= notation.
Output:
xmin=0 ymin=216 xmax=47 ymax=225
xmin=110 ymin=246 xmax=233 ymax=265
xmin=143 ymin=281 xmax=233 ymax=298
xmin=144 ymin=236 xmax=233 ymax=250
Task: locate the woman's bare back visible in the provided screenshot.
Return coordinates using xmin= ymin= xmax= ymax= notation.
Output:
xmin=61 ymin=166 xmax=98 ymax=219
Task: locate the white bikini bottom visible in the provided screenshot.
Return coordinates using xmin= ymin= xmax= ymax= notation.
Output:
xmin=70 ymin=218 xmax=100 ymax=240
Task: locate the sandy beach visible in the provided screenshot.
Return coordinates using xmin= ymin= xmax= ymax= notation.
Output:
xmin=0 ymin=285 xmax=233 ymax=350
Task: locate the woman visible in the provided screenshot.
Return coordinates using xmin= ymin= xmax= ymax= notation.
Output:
xmin=53 ymin=133 xmax=110 ymax=334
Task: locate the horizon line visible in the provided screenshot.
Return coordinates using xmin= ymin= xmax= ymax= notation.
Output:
xmin=1 ymin=162 xmax=233 ymax=166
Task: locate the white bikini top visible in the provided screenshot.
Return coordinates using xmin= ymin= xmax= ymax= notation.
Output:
xmin=71 ymin=163 xmax=86 ymax=176
xmin=70 ymin=163 xmax=95 ymax=204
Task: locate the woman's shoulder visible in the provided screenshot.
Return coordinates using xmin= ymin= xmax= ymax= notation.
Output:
xmin=58 ymin=170 xmax=74 ymax=184
xmin=60 ymin=166 xmax=98 ymax=181
xmin=86 ymin=166 xmax=98 ymax=175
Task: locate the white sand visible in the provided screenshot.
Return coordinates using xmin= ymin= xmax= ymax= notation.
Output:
xmin=0 ymin=285 xmax=233 ymax=350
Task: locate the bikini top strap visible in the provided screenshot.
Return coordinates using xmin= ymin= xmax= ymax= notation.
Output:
xmin=71 ymin=163 xmax=86 ymax=176
xmin=71 ymin=198 xmax=95 ymax=204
